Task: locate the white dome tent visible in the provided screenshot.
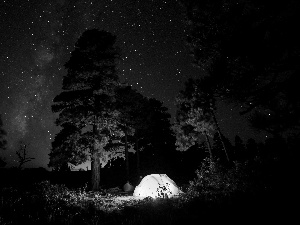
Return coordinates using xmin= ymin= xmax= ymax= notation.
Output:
xmin=133 ymin=174 xmax=183 ymax=198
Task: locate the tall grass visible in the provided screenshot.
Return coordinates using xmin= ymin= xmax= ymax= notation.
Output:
xmin=0 ymin=180 xmax=194 ymax=225
xmin=1 ymin=158 xmax=293 ymax=225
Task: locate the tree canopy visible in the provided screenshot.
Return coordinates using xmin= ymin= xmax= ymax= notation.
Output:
xmin=0 ymin=114 xmax=7 ymax=151
xmin=49 ymin=29 xmax=123 ymax=190
xmin=0 ymin=114 xmax=7 ymax=167
xmin=173 ymin=82 xmax=215 ymax=158
xmin=181 ymin=0 xmax=300 ymax=137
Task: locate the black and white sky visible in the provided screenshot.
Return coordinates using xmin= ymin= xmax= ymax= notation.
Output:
xmin=0 ymin=0 xmax=266 ymax=169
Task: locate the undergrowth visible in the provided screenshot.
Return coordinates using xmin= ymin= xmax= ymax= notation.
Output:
xmin=0 ymin=158 xmax=291 ymax=224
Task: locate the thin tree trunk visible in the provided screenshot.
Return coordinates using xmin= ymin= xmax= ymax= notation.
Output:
xmin=125 ymin=128 xmax=129 ymax=181
xmin=92 ymin=123 xmax=101 ymax=191
xmin=210 ymin=108 xmax=230 ymax=162
xmin=136 ymin=138 xmax=140 ymax=178
xmin=204 ymin=130 xmax=213 ymax=160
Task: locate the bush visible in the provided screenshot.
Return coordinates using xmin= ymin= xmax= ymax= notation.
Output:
xmin=186 ymin=158 xmax=252 ymax=201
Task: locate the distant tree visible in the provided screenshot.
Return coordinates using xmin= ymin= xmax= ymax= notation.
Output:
xmin=49 ymin=123 xmax=84 ymax=170
xmin=212 ymin=132 xmax=223 ymax=161
xmin=246 ymin=138 xmax=258 ymax=161
xmin=0 ymin=157 xmax=6 ymax=168
xmin=182 ymin=0 xmax=300 ymax=137
xmin=0 ymin=114 xmax=7 ymax=167
xmin=54 ymin=162 xmax=72 ymax=172
xmin=115 ymin=89 xmax=175 ymax=178
xmin=234 ymin=135 xmax=245 ymax=161
xmin=50 ymin=29 xmax=123 ymax=191
xmin=173 ymin=91 xmax=215 ymax=160
xmin=180 ymin=78 xmax=230 ymax=161
xmin=140 ymin=98 xmax=175 ymax=175
xmin=263 ymin=136 xmax=286 ymax=162
xmin=114 ymin=85 xmax=149 ymax=181
xmin=131 ymin=101 xmax=151 ymax=178
xmin=174 ymin=77 xmax=233 ymax=162
xmin=16 ymin=142 xmax=35 ymax=169
xmin=0 ymin=114 xmax=7 ymax=151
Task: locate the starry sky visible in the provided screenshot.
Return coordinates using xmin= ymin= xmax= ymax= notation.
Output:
xmin=0 ymin=0 xmax=266 ymax=169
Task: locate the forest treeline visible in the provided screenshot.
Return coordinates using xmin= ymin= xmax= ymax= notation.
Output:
xmin=0 ymin=0 xmax=299 ymax=197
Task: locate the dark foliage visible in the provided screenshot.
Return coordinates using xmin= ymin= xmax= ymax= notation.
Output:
xmin=182 ymin=0 xmax=300 ymax=137
xmin=50 ymin=29 xmax=122 ymax=190
xmin=0 ymin=115 xmax=7 ymax=168
xmin=15 ymin=142 xmax=35 ymax=169
xmin=0 ymin=114 xmax=7 ymax=151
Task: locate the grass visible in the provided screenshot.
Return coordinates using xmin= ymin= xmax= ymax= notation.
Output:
xmin=0 ymin=180 xmax=196 ymax=225
xmin=0 ymin=176 xmax=294 ymax=225
xmin=0 ymin=181 xmax=262 ymax=225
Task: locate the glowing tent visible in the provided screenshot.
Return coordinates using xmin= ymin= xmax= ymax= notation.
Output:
xmin=133 ymin=174 xmax=182 ymax=198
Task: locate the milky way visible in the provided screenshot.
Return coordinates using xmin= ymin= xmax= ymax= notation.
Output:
xmin=0 ymin=0 xmax=103 ymax=167
xmin=0 ymin=0 xmax=265 ymax=169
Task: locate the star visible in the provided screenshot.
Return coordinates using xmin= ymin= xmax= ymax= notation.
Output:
xmin=0 ymin=0 xmax=268 ymax=169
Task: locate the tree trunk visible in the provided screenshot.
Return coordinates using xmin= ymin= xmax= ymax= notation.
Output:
xmin=124 ymin=128 xmax=129 ymax=181
xmin=92 ymin=123 xmax=101 ymax=191
xmin=210 ymin=108 xmax=230 ymax=162
xmin=91 ymin=149 xmax=101 ymax=191
xmin=204 ymin=130 xmax=213 ymax=160
xmin=136 ymin=138 xmax=140 ymax=178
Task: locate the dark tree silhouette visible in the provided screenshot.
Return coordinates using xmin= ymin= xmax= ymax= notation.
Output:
xmin=174 ymin=108 xmax=213 ymax=160
xmin=115 ymin=92 xmax=175 ymax=177
xmin=173 ymin=79 xmax=219 ymax=162
xmin=234 ymin=135 xmax=245 ymax=162
xmin=245 ymin=138 xmax=258 ymax=161
xmin=49 ymin=123 xmax=84 ymax=170
xmin=104 ymin=89 xmax=174 ymax=181
xmin=212 ymin=132 xmax=224 ymax=161
xmin=182 ymin=0 xmax=300 ymax=137
xmin=0 ymin=114 xmax=7 ymax=151
xmin=0 ymin=157 xmax=6 ymax=168
xmin=180 ymin=78 xmax=230 ymax=161
xmin=0 ymin=114 xmax=7 ymax=167
xmin=50 ymin=29 xmax=122 ymax=191
xmin=114 ymin=85 xmax=149 ymax=181
xmin=16 ymin=142 xmax=35 ymax=169
xmin=140 ymin=98 xmax=175 ymax=175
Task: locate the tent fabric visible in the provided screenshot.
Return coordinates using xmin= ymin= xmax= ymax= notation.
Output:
xmin=133 ymin=174 xmax=182 ymax=198
xmin=123 ymin=181 xmax=134 ymax=192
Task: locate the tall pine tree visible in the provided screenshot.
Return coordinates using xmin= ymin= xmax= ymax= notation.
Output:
xmin=0 ymin=114 xmax=7 ymax=167
xmin=115 ymin=85 xmax=147 ymax=181
xmin=0 ymin=114 xmax=7 ymax=151
xmin=180 ymin=78 xmax=230 ymax=161
xmin=50 ymin=29 xmax=122 ymax=190
xmin=182 ymin=0 xmax=300 ymax=137
xmin=173 ymin=88 xmax=215 ymax=160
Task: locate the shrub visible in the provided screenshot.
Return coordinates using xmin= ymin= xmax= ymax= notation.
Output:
xmin=186 ymin=158 xmax=252 ymax=201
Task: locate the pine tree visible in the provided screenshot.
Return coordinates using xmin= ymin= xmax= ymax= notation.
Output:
xmin=183 ymin=78 xmax=230 ymax=161
xmin=173 ymin=78 xmax=233 ymax=163
xmin=50 ymin=29 xmax=122 ymax=190
xmin=182 ymin=0 xmax=300 ymax=137
xmin=0 ymin=114 xmax=7 ymax=168
xmin=212 ymin=132 xmax=223 ymax=161
xmin=234 ymin=135 xmax=245 ymax=162
xmin=115 ymin=85 xmax=147 ymax=181
xmin=0 ymin=114 xmax=7 ymax=151
xmin=140 ymin=98 xmax=174 ymax=175
xmin=173 ymin=91 xmax=215 ymax=160
xmin=115 ymin=87 xmax=174 ymax=180
xmin=246 ymin=138 xmax=258 ymax=161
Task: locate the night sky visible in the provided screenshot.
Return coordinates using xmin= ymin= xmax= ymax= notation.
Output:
xmin=0 ymin=0 xmax=266 ymax=169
